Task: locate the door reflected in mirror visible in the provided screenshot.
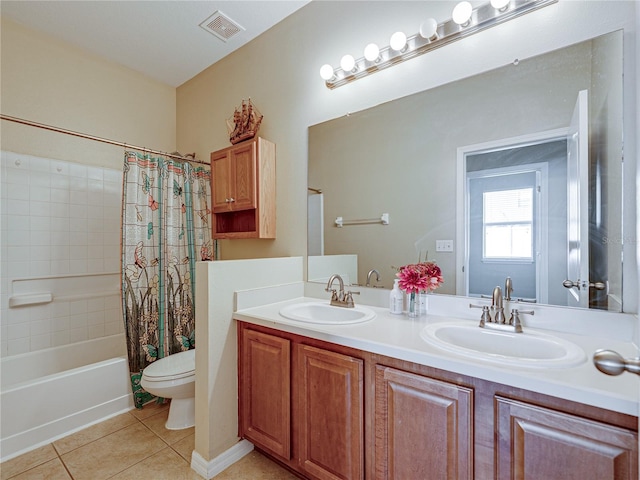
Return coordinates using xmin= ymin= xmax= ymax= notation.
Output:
xmin=308 ymin=30 xmax=625 ymax=311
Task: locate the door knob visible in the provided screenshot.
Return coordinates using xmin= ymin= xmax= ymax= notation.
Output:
xmin=593 ymin=349 xmax=640 ymax=376
xmin=562 ymin=279 xmax=607 ymax=290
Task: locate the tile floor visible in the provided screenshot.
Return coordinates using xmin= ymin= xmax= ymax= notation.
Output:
xmin=1 ymin=402 xmax=298 ymax=480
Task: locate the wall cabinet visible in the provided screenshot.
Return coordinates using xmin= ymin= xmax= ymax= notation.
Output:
xmin=210 ymin=137 xmax=275 ymax=239
xmin=237 ymin=322 xmax=637 ymax=479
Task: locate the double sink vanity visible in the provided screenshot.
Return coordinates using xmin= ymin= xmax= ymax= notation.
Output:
xmin=233 ymin=283 xmax=638 ymax=479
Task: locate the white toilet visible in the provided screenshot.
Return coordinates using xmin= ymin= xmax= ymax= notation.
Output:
xmin=140 ymin=349 xmax=196 ymax=430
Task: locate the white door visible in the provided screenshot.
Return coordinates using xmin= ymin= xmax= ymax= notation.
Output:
xmin=566 ymin=90 xmax=589 ymax=308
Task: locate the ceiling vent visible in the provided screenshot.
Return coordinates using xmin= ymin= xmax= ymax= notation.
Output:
xmin=199 ymin=11 xmax=245 ymax=42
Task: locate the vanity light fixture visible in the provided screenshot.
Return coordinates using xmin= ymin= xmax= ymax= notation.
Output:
xmin=419 ymin=18 xmax=439 ymax=40
xmin=319 ymin=64 xmax=335 ymax=81
xmin=389 ymin=31 xmax=408 ymax=52
xmin=491 ymin=0 xmax=512 ymax=10
xmin=340 ymin=54 xmax=356 ymax=73
xmin=364 ymin=43 xmax=381 ymax=62
xmin=452 ymin=1 xmax=473 ymax=26
xmin=320 ymin=0 xmax=557 ymax=89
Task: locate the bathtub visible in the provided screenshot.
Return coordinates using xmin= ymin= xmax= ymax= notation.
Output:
xmin=0 ymin=334 xmax=134 ymax=461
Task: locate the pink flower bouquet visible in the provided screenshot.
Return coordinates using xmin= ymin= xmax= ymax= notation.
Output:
xmin=396 ymin=261 xmax=444 ymax=294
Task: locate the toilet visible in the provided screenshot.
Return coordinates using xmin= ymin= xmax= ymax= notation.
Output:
xmin=140 ymin=349 xmax=196 ymax=430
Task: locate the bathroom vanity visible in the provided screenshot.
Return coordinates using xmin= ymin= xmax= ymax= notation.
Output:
xmin=234 ymin=296 xmax=638 ymax=480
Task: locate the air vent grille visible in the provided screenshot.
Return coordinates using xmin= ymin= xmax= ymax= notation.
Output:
xmin=200 ymin=11 xmax=244 ymax=42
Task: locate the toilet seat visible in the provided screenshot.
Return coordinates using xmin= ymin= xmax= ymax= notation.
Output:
xmin=142 ymin=349 xmax=195 ymax=381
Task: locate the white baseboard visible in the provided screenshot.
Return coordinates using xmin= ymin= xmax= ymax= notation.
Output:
xmin=191 ymin=439 xmax=254 ymax=479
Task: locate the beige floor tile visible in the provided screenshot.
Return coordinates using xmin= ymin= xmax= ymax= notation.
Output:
xmin=52 ymin=412 xmax=137 ymax=455
xmin=128 ymin=400 xmax=170 ymax=421
xmin=110 ymin=447 xmax=202 ymax=480
xmin=212 ymin=451 xmax=299 ymax=480
xmin=171 ymin=434 xmax=195 ymax=462
xmin=0 ymin=445 xmax=58 ymax=480
xmin=141 ymin=409 xmax=195 ymax=445
xmin=60 ymin=422 xmax=166 ymax=480
xmin=4 ymin=458 xmax=71 ymax=480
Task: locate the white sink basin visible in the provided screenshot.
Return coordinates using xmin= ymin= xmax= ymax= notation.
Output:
xmin=279 ymin=302 xmax=376 ymax=325
xmin=420 ymin=322 xmax=586 ymax=368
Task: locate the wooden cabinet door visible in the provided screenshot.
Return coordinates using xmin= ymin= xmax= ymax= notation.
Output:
xmin=229 ymin=141 xmax=256 ymax=211
xmin=239 ymin=329 xmax=291 ymax=460
xmin=374 ymin=365 xmax=473 ymax=480
xmin=297 ymin=344 xmax=364 ymax=480
xmin=211 ymin=151 xmax=232 ymax=212
xmin=211 ymin=142 xmax=256 ymax=213
xmin=495 ymin=397 xmax=638 ymax=480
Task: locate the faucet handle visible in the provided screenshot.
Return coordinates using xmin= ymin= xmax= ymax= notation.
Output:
xmin=344 ymin=290 xmax=359 ymax=308
xmin=470 ymin=303 xmax=492 ymax=327
xmin=509 ymin=308 xmax=534 ymax=333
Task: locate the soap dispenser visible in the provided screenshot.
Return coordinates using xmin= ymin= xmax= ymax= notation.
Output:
xmin=389 ymin=279 xmax=403 ymax=314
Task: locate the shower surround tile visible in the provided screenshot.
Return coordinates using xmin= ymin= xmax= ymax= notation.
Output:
xmin=1 ymin=151 xmax=123 ymax=357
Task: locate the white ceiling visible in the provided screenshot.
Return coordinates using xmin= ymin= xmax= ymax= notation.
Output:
xmin=0 ymin=0 xmax=310 ymax=87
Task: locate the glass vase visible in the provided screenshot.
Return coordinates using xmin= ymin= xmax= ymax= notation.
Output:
xmin=407 ymin=292 xmax=418 ymax=318
xmin=418 ymin=291 xmax=428 ymax=316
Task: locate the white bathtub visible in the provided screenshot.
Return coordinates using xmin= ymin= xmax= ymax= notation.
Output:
xmin=0 ymin=334 xmax=134 ymax=461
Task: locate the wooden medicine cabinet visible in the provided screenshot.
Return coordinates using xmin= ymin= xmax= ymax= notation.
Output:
xmin=210 ymin=137 xmax=276 ymax=239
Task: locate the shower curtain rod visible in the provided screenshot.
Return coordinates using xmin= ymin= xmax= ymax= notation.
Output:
xmin=0 ymin=114 xmax=210 ymax=166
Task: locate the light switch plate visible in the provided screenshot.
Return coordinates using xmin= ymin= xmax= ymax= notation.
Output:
xmin=436 ymin=240 xmax=454 ymax=252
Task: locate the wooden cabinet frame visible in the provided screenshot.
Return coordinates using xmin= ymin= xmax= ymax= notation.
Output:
xmin=210 ymin=137 xmax=275 ymax=239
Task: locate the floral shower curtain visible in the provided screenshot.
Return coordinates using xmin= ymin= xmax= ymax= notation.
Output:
xmin=121 ymin=151 xmax=213 ymax=408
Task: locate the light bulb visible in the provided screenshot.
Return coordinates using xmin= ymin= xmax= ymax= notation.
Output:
xmin=364 ymin=43 xmax=380 ymax=62
xmin=491 ymin=0 xmax=510 ymax=10
xmin=389 ymin=31 xmax=407 ymax=51
xmin=419 ymin=18 xmax=438 ymax=40
xmin=340 ymin=54 xmax=356 ymax=72
xmin=452 ymin=1 xmax=473 ymax=25
xmin=319 ymin=64 xmax=334 ymax=81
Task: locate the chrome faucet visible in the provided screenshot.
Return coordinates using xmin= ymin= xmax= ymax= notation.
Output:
xmin=325 ymin=274 xmax=359 ymax=308
xmin=492 ymin=286 xmax=506 ymax=324
xmin=366 ymin=269 xmax=380 ymax=287
xmin=469 ymin=284 xmax=534 ymax=332
xmin=504 ymin=277 xmax=513 ymax=301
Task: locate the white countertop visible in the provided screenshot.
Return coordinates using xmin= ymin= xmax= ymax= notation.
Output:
xmin=234 ymin=295 xmax=639 ymax=417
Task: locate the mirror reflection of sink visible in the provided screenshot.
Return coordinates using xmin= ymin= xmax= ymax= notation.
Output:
xmin=279 ymin=302 xmax=376 ymax=325
xmin=420 ymin=322 xmax=586 ymax=368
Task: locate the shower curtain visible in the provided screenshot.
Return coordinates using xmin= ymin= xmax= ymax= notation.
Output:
xmin=121 ymin=151 xmax=213 ymax=408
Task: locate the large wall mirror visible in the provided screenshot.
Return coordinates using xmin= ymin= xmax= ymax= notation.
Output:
xmin=308 ymin=30 xmax=626 ymax=311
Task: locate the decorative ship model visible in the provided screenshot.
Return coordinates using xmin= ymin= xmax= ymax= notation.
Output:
xmin=227 ymin=99 xmax=263 ymax=145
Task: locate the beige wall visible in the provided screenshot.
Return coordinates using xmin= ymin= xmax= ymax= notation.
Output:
xmin=1 ymin=17 xmax=176 ymax=168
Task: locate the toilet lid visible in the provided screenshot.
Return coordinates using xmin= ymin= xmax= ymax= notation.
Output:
xmin=142 ymin=349 xmax=195 ymax=380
